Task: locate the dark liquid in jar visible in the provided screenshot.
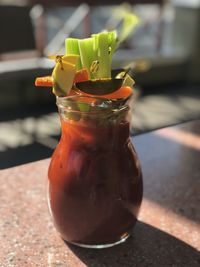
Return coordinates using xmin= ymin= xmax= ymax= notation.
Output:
xmin=48 ymin=119 xmax=143 ymax=245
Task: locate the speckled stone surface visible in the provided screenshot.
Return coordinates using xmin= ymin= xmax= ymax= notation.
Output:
xmin=0 ymin=120 xmax=200 ymax=267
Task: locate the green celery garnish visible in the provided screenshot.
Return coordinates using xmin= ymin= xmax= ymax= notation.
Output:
xmin=65 ymin=38 xmax=82 ymax=70
xmin=93 ymin=32 xmax=111 ymax=79
xmin=118 ymin=13 xmax=139 ymax=44
xmin=78 ymin=38 xmax=96 ymax=79
xmin=65 ymin=32 xmax=117 ymax=80
xmin=108 ymin=31 xmax=117 ymax=58
xmin=92 ymin=31 xmax=117 ymax=79
xmin=77 ymin=102 xmax=91 ymax=112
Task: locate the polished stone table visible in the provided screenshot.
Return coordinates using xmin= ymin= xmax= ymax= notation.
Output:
xmin=0 ymin=120 xmax=200 ymax=266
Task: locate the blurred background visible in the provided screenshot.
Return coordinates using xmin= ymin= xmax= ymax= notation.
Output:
xmin=0 ymin=0 xmax=199 ymax=169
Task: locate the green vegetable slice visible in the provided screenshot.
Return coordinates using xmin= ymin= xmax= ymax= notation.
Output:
xmin=65 ymin=38 xmax=82 ymax=70
xmin=78 ymin=38 xmax=96 ymax=79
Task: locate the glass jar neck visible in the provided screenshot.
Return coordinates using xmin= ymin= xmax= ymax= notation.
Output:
xmin=57 ymin=95 xmax=130 ymax=124
xmin=57 ymin=95 xmax=131 ymax=148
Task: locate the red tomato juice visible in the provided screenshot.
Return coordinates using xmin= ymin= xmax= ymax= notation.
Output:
xmin=48 ymin=118 xmax=143 ymax=245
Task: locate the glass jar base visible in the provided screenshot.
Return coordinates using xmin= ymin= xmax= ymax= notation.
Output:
xmin=66 ymin=233 xmax=130 ymax=249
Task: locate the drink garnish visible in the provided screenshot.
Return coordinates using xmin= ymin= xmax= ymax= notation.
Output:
xmin=74 ymin=78 xmax=124 ymax=95
xmin=35 ymin=18 xmax=139 ymax=99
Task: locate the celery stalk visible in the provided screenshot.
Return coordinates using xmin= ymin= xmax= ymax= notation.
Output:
xmin=78 ymin=38 xmax=96 ymax=79
xmin=94 ymin=32 xmax=110 ymax=79
xmin=108 ymin=31 xmax=117 ymax=76
xmin=65 ymin=31 xmax=117 ymax=80
xmin=65 ymin=38 xmax=82 ymax=70
xmin=92 ymin=31 xmax=117 ymax=79
xmin=108 ymin=31 xmax=117 ymax=58
xmin=118 ymin=13 xmax=139 ymax=45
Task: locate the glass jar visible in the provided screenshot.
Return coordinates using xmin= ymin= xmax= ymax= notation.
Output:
xmin=48 ymin=95 xmax=143 ymax=248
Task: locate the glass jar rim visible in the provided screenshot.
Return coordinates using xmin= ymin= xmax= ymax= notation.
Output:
xmin=56 ymin=95 xmax=129 ymax=114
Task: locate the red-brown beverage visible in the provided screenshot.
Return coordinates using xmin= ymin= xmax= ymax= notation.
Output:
xmin=48 ymin=96 xmax=143 ymax=248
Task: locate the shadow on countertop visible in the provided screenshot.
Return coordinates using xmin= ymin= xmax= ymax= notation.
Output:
xmin=66 ymin=221 xmax=200 ymax=267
